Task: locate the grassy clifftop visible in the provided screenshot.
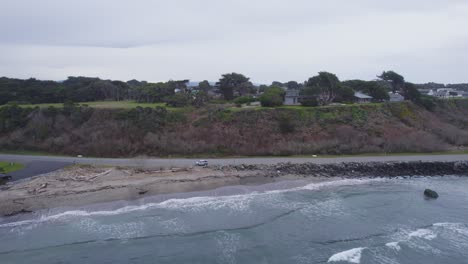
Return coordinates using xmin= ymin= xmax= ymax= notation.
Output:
xmin=1 ymin=100 xmax=467 ymax=157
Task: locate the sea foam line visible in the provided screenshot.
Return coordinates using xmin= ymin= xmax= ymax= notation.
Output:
xmin=0 ymin=178 xmax=382 ymax=228
xmin=328 ymin=247 xmax=366 ymax=263
xmin=385 ymin=241 xmax=401 ymax=251
xmin=384 ymin=223 xmax=468 ymax=251
xmin=408 ymin=228 xmax=437 ymax=240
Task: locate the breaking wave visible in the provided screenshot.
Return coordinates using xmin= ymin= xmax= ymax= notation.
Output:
xmin=328 ymin=247 xmax=366 ymax=263
xmin=0 ymin=178 xmax=382 ymax=228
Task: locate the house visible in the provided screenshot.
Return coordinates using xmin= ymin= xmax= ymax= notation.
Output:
xmin=173 ymin=80 xmax=190 ymax=94
xmin=389 ymin=92 xmax=404 ymax=102
xmin=283 ymin=90 xmax=316 ymax=105
xmin=354 ymin=92 xmax=373 ymax=103
xmin=284 ymin=90 xmax=301 ymax=105
xmin=429 ymin=88 xmax=463 ymax=99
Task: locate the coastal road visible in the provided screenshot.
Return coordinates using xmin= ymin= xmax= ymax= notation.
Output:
xmin=1 ymin=153 xmax=468 ymax=180
xmin=3 ymin=160 xmax=72 ymax=181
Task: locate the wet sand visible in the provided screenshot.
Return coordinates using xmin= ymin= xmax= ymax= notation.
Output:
xmin=0 ymin=165 xmax=302 ymax=217
xmin=1 ymin=160 xmax=467 ymax=217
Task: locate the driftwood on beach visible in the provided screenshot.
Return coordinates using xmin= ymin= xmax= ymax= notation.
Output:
xmin=0 ymin=160 xmax=467 ymax=217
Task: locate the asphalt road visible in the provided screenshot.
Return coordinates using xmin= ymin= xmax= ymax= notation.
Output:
xmin=6 ymin=161 xmax=72 ymax=181
xmin=1 ymin=153 xmax=468 ymax=180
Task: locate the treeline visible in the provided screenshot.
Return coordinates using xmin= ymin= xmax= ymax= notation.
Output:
xmin=0 ymin=77 xmax=195 ymax=105
xmin=0 ymin=71 xmax=462 ymax=107
xmin=416 ymin=82 xmax=468 ymax=91
xmin=256 ymin=71 xmax=433 ymax=108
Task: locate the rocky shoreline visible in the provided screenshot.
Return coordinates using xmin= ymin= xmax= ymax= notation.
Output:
xmin=1 ymin=160 xmax=467 ymax=217
xmin=221 ymin=160 xmax=468 ymax=178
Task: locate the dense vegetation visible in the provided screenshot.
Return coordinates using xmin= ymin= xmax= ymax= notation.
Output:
xmin=0 ymin=77 xmax=193 ymax=105
xmin=1 ymin=71 xmax=466 ymax=157
xmin=0 ymin=100 xmax=467 ymax=157
xmin=1 ymin=70 xmax=454 ymax=109
xmin=416 ymin=82 xmax=468 ymax=91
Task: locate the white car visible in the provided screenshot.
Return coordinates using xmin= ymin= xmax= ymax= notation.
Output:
xmin=195 ymin=160 xmax=208 ymax=166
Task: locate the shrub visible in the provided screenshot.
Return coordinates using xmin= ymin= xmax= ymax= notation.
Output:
xmin=233 ymin=96 xmax=256 ymax=105
xmin=419 ymin=96 xmax=437 ymax=111
xmin=260 ymin=87 xmax=284 ymax=107
xmin=278 ymin=115 xmax=296 ymax=134
xmin=61 ymin=101 xmax=94 ymax=125
xmin=117 ymin=106 xmax=169 ymax=131
xmin=0 ymin=105 xmax=33 ymax=133
xmin=164 ymin=93 xmax=191 ymax=107
xmin=300 ymin=97 xmax=318 ymax=107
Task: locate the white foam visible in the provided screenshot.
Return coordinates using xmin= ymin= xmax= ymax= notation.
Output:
xmin=433 ymin=223 xmax=468 ymax=236
xmin=328 ymin=247 xmax=366 ymax=263
xmin=0 ymin=178 xmax=384 ymax=229
xmin=385 ymin=242 xmax=401 ymax=251
xmin=0 ymin=192 xmax=270 ymax=228
xmin=408 ymin=229 xmax=437 ymax=240
xmin=302 ymin=178 xmax=385 ymax=191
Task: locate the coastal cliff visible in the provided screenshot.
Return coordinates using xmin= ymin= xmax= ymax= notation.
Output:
xmin=0 ymin=100 xmax=467 ymax=157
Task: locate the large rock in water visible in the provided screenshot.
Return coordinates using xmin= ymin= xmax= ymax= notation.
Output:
xmin=424 ymin=189 xmax=439 ymax=199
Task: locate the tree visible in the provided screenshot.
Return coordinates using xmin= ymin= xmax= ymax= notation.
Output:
xmin=258 ymin=85 xmax=268 ymax=93
xmin=233 ymin=96 xmax=256 ymax=106
xmin=259 ymin=87 xmax=284 ymax=107
xmin=217 ymin=73 xmax=250 ymax=100
xmin=343 ymin=80 xmax=390 ymax=101
xmin=305 ymin=72 xmax=340 ymax=106
xmin=164 ymin=93 xmax=191 ymax=107
xmin=286 ymin=81 xmax=299 ymax=90
xmin=237 ymin=81 xmax=255 ymax=96
xmin=402 ymin=82 xmax=421 ymax=102
xmin=336 ymin=86 xmax=355 ymax=103
xmin=192 ymin=91 xmax=209 ymax=108
xmin=198 ymin=80 xmax=212 ymax=92
xmin=272 ymin=81 xmax=284 ymax=87
xmin=299 ymin=86 xmax=318 ymax=106
xmin=378 ymin=71 xmax=405 ymax=93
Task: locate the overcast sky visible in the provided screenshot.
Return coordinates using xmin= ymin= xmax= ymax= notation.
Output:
xmin=1 ymin=0 xmax=467 ymax=84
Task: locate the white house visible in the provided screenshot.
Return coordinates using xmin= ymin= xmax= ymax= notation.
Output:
xmin=354 ymin=92 xmax=372 ymax=103
xmin=389 ymin=92 xmax=404 ymax=102
xmin=284 ymin=90 xmax=301 ymax=105
xmin=429 ymin=88 xmax=463 ymax=99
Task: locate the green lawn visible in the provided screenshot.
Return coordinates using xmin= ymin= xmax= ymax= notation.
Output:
xmin=15 ymin=101 xmax=168 ymax=109
xmin=4 ymin=101 xmax=189 ymax=111
xmin=0 ymin=162 xmax=25 ymax=174
xmin=8 ymin=100 xmax=397 ymax=112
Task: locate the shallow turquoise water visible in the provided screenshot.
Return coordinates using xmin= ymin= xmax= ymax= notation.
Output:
xmin=1 ymin=176 xmax=468 ymax=264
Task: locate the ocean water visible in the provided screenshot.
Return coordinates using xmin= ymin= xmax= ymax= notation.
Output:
xmin=1 ymin=176 xmax=468 ymax=264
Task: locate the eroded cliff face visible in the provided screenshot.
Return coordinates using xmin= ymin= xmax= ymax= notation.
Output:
xmin=1 ymin=100 xmax=467 ymax=157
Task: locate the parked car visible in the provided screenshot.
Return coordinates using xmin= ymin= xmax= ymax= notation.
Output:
xmin=195 ymin=160 xmax=208 ymax=166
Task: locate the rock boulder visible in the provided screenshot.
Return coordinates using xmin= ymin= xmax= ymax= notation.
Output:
xmin=424 ymin=189 xmax=439 ymax=199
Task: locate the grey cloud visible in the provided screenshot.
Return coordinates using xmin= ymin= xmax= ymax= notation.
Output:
xmin=0 ymin=0 xmax=467 ymax=83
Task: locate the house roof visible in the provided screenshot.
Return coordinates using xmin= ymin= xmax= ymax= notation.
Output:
xmin=285 ymin=90 xmax=300 ymax=97
xmin=389 ymin=92 xmax=403 ymax=97
xmin=354 ymin=92 xmax=372 ymax=99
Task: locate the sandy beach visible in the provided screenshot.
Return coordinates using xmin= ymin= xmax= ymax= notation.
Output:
xmin=1 ymin=160 xmax=467 ymax=217
xmin=0 ymin=165 xmax=305 ymax=216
